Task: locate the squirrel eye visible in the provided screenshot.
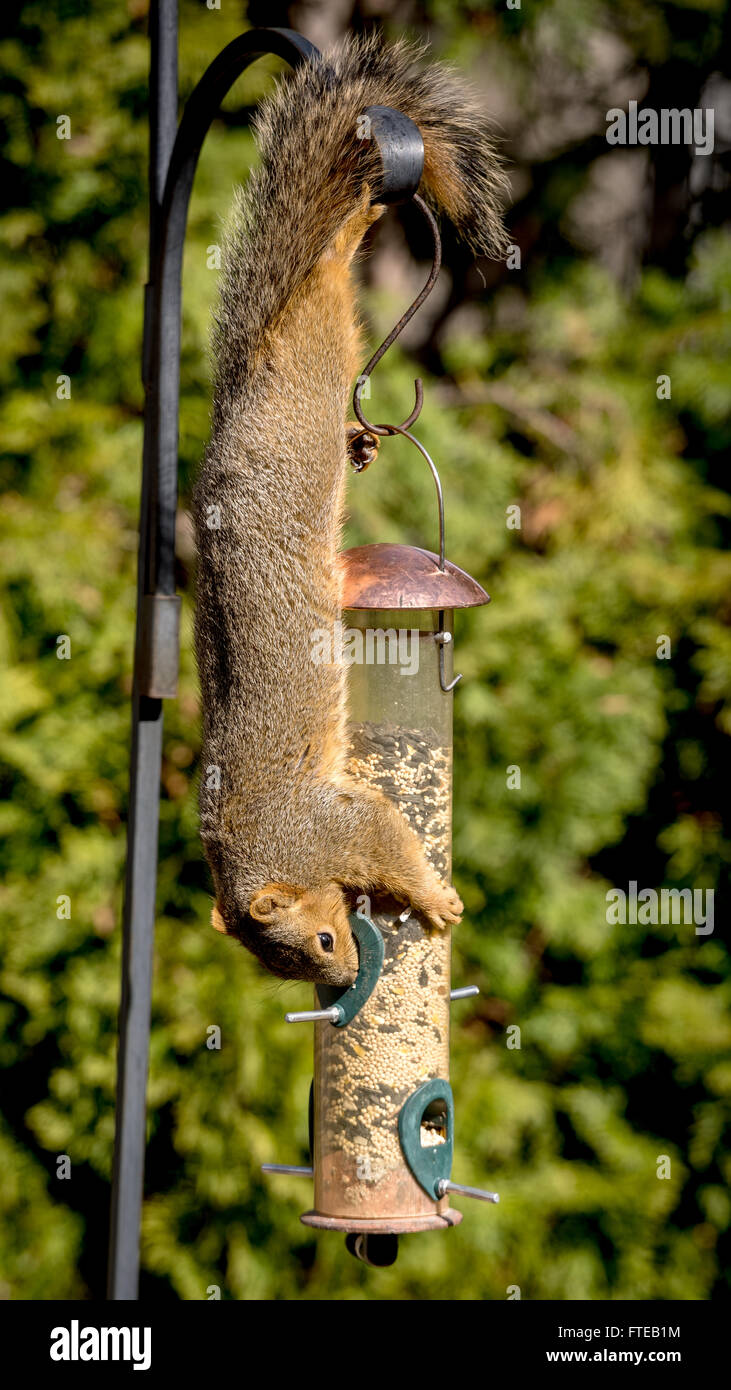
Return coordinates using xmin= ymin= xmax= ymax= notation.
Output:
xmin=318 ymin=932 xmax=334 ymax=953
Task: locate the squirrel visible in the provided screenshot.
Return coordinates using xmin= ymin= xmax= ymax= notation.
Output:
xmin=193 ymin=34 xmax=507 ymax=988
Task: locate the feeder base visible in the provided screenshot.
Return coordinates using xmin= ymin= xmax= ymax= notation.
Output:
xmin=300 ymin=1208 xmax=462 ymax=1234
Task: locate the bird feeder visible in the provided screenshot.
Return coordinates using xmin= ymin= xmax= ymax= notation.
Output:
xmin=265 ymin=520 xmax=499 ymax=1262
xmin=301 ymin=540 xmax=490 ymax=1248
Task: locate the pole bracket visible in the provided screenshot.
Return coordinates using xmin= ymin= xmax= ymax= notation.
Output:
xmin=137 ymin=594 xmax=182 ymax=698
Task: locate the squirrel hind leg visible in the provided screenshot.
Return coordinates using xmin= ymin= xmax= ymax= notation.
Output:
xmin=330 ymin=185 xmax=384 ymax=263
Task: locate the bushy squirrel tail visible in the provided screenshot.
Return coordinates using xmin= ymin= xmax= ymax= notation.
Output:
xmin=211 ymin=32 xmax=509 ymax=420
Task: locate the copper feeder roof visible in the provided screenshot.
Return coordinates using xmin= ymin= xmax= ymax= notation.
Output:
xmin=340 ymin=543 xmax=490 ymax=611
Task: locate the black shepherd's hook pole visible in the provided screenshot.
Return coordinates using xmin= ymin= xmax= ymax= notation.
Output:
xmin=108 ymin=2 xmax=426 ymax=1300
xmin=107 ymin=6 xmax=319 ymax=1302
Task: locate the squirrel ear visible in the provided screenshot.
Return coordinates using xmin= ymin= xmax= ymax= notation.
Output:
xmin=249 ymin=884 xmax=300 ymax=923
xmin=211 ymin=903 xmax=228 ymax=934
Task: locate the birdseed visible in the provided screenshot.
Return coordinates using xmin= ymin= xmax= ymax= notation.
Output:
xmin=314 ymin=720 xmax=452 ymax=1210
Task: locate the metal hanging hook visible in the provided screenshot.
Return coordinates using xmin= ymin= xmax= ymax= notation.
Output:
xmin=352 ymin=193 xmax=442 ymax=440
xmin=384 ymin=425 xmax=445 ymax=568
xmin=435 ymin=623 xmax=461 ymax=694
xmin=349 ymin=191 xmax=461 ymax=695
xmin=380 ymin=425 xmax=463 ymax=694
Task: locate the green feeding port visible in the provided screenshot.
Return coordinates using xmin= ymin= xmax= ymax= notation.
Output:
xmin=316 ymin=913 xmax=385 ymax=1027
xmin=398 ymin=1078 xmax=455 ymax=1200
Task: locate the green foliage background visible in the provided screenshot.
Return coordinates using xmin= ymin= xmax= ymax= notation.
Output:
xmin=0 ymin=0 xmax=729 ymax=1300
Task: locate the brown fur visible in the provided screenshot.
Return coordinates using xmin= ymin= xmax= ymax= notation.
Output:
xmin=193 ymin=35 xmax=507 ymax=986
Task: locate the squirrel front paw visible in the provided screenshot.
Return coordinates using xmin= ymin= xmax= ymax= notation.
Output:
xmin=411 ymin=879 xmax=464 ymax=931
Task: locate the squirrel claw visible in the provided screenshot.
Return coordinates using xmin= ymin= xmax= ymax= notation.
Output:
xmin=346 ymin=424 xmax=379 ymax=473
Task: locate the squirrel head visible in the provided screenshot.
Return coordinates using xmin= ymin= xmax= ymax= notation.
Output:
xmin=212 ymin=881 xmax=359 ymax=987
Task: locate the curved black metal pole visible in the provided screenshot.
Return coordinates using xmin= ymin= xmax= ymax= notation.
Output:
xmin=108 ymin=14 xmax=319 ymax=1303
xmin=147 ymin=27 xmax=320 ymax=599
xmin=107 ymin=0 xmax=180 ymax=1305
